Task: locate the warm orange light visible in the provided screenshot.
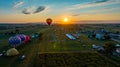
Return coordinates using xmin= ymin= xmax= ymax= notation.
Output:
xmin=60 ymin=17 xmax=72 ymax=24
xmin=57 ymin=17 xmax=72 ymax=24
xmin=64 ymin=18 xmax=68 ymax=22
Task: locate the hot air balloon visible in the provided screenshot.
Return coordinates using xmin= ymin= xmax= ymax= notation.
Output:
xmin=25 ymin=35 xmax=30 ymax=43
xmin=8 ymin=36 xmax=21 ymax=48
xmin=16 ymin=34 xmax=26 ymax=43
xmin=46 ymin=18 xmax=52 ymax=25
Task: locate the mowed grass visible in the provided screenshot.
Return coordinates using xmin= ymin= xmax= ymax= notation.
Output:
xmin=0 ymin=25 xmax=120 ymax=67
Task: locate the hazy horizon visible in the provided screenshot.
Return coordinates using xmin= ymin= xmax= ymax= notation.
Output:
xmin=0 ymin=20 xmax=120 ymax=24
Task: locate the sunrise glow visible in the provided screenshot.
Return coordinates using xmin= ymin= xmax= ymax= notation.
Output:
xmin=64 ymin=18 xmax=68 ymax=22
xmin=0 ymin=0 xmax=120 ymax=23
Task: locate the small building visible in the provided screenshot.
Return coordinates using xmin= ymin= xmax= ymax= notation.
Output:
xmin=109 ymin=33 xmax=120 ymax=40
xmin=66 ymin=34 xmax=76 ymax=40
xmin=81 ymin=31 xmax=92 ymax=35
xmin=92 ymin=44 xmax=104 ymax=51
xmin=116 ymin=44 xmax=120 ymax=48
xmin=113 ymin=48 xmax=120 ymax=56
xmin=116 ymin=48 xmax=120 ymax=53
xmin=92 ymin=44 xmax=99 ymax=49
xmin=94 ymin=29 xmax=108 ymax=40
xmin=73 ymin=32 xmax=80 ymax=38
xmin=96 ymin=34 xmax=105 ymax=40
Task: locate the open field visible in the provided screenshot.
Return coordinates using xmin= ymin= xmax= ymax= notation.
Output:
xmin=0 ymin=24 xmax=120 ymax=67
xmin=35 ymin=52 xmax=119 ymax=67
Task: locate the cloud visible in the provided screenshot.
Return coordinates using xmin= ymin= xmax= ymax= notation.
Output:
xmin=67 ymin=0 xmax=120 ymax=10
xmin=71 ymin=7 xmax=120 ymax=16
xmin=33 ymin=6 xmax=46 ymax=14
xmin=92 ymin=0 xmax=109 ymax=3
xmin=22 ymin=8 xmax=32 ymax=14
xmin=21 ymin=6 xmax=46 ymax=15
xmin=13 ymin=2 xmax=24 ymax=8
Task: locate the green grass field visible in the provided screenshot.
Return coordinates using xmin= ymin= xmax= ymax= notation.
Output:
xmin=0 ymin=24 xmax=120 ymax=67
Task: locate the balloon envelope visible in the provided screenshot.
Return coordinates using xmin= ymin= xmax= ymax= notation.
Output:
xmin=25 ymin=35 xmax=30 ymax=42
xmin=8 ymin=36 xmax=21 ymax=47
xmin=46 ymin=18 xmax=52 ymax=25
xmin=16 ymin=34 xmax=26 ymax=43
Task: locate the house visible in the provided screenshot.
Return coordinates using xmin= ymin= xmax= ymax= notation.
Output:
xmin=113 ymin=48 xmax=120 ymax=56
xmin=94 ymin=29 xmax=109 ymax=40
xmin=110 ymin=33 xmax=120 ymax=43
xmin=92 ymin=44 xmax=99 ymax=49
xmin=109 ymin=33 xmax=120 ymax=40
xmin=92 ymin=44 xmax=104 ymax=51
xmin=92 ymin=44 xmax=105 ymax=54
xmin=112 ymin=52 xmax=120 ymax=56
xmin=116 ymin=44 xmax=120 ymax=48
xmin=96 ymin=33 xmax=105 ymax=40
xmin=81 ymin=31 xmax=92 ymax=35
xmin=94 ymin=29 xmax=108 ymax=34
xmin=73 ymin=32 xmax=80 ymax=38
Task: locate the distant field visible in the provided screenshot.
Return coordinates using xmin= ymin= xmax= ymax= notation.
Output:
xmin=0 ymin=24 xmax=120 ymax=67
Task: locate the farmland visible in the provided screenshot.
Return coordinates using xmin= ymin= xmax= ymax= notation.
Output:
xmin=0 ymin=23 xmax=120 ymax=67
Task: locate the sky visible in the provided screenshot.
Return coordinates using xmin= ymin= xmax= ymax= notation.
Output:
xmin=0 ymin=0 xmax=120 ymax=24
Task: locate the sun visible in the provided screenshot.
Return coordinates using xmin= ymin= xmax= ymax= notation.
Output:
xmin=64 ymin=18 xmax=69 ymax=22
xmin=59 ymin=17 xmax=71 ymax=24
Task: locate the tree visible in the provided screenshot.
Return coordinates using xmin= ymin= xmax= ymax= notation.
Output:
xmin=116 ymin=31 xmax=119 ymax=34
xmin=92 ymin=34 xmax=96 ymax=38
xmin=15 ymin=29 xmax=20 ymax=34
xmin=38 ymin=33 xmax=43 ymax=40
xmin=104 ymin=35 xmax=111 ymax=40
xmin=104 ymin=42 xmax=116 ymax=55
